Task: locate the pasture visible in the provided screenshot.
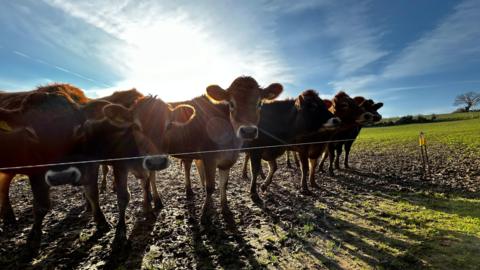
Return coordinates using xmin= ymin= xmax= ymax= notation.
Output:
xmin=1 ymin=114 xmax=479 ymax=269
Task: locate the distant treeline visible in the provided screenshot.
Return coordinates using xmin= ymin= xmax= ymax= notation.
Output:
xmin=374 ymin=110 xmax=480 ymax=127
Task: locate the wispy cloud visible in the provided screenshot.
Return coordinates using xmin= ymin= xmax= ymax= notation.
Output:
xmin=330 ymin=0 xmax=480 ymax=97
xmin=41 ymin=0 xmax=294 ymax=100
xmin=11 ymin=48 xmax=111 ymax=87
xmin=325 ymin=1 xmax=389 ymax=77
xmin=383 ymin=0 xmax=480 ymax=78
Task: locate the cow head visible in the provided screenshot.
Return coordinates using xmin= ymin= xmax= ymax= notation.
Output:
xmin=0 ymin=107 xmax=40 ymax=168
xmin=353 ymin=97 xmax=384 ymax=123
xmin=206 ymin=76 xmax=283 ymax=140
xmin=330 ymin=91 xmax=374 ymax=126
xmin=132 ymin=96 xmax=196 ymax=152
xmin=295 ymin=90 xmax=340 ymax=131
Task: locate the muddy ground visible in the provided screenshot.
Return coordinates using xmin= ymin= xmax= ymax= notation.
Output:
xmin=1 ymin=144 xmax=479 ymax=269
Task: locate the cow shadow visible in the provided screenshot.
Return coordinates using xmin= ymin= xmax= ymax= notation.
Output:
xmin=185 ymin=194 xmax=263 ymax=270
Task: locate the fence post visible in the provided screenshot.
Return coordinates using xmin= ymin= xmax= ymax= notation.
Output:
xmin=418 ymin=132 xmax=429 ymax=178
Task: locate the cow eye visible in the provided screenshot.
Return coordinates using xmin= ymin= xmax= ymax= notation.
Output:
xmin=165 ymin=120 xmax=172 ymax=131
xmin=228 ymin=101 xmax=235 ymax=111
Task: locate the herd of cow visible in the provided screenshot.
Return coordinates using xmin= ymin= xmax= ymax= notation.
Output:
xmin=0 ymin=76 xmax=383 ymax=256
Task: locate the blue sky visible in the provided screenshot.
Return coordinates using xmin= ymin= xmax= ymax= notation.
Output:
xmin=1 ymin=0 xmax=479 ymax=117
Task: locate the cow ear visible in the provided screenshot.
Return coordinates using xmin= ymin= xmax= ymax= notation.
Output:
xmin=0 ymin=107 xmax=22 ymax=128
xmin=206 ymin=85 xmax=229 ymax=103
xmin=353 ymin=96 xmax=365 ymax=105
xmin=81 ymin=100 xmax=110 ymax=120
xmin=72 ymin=124 xmax=85 ymax=142
xmin=0 ymin=120 xmax=14 ymax=132
xmin=323 ymin=99 xmax=333 ymax=109
xmin=103 ymin=104 xmax=132 ymax=125
xmin=373 ymin=102 xmax=384 ymax=110
xmin=24 ymin=126 xmax=39 ymax=143
xmin=295 ymin=95 xmax=305 ymax=110
xmin=262 ymin=83 xmax=283 ymax=100
xmin=170 ymin=104 xmax=195 ymax=126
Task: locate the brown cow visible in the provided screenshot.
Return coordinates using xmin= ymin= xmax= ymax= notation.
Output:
xmin=318 ymin=97 xmax=383 ymax=171
xmin=0 ymin=85 xmax=168 ymax=254
xmin=242 ymin=90 xmax=339 ymax=198
xmin=0 ymin=87 xmax=98 ymax=254
xmin=46 ymin=93 xmax=195 ymax=242
xmin=155 ymin=76 xmax=283 ymax=224
xmin=289 ymin=92 xmax=374 ymax=192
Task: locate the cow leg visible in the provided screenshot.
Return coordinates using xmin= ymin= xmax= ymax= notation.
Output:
xmin=286 ymin=151 xmax=292 ymax=169
xmin=328 ymin=144 xmax=336 ymax=177
xmin=100 ymin=165 xmax=109 ymax=194
xmin=138 ymin=173 xmax=154 ymax=218
xmin=148 ymin=171 xmax=163 ymax=209
xmin=299 ymin=150 xmax=311 ymax=195
xmin=0 ymin=173 xmax=16 ymax=224
xmin=183 ymin=158 xmax=194 ymax=197
xmin=194 ymin=159 xmax=207 ymax=189
xmin=249 ymin=152 xmax=262 ymax=202
xmin=260 ymin=159 xmax=277 ymax=192
xmin=27 ymin=174 xmax=50 ymax=253
xmin=344 ymin=141 xmax=353 ymax=169
xmin=259 ymin=162 xmax=266 ymax=180
xmin=308 ymin=158 xmax=320 ymax=188
xmin=294 ymin=152 xmax=300 ymax=168
xmin=113 ymin=166 xmax=130 ymax=241
xmin=83 ymin=165 xmax=110 ymax=232
xmin=219 ymin=168 xmax=231 ymax=215
xmin=200 ymin=159 xmax=216 ymax=225
xmin=83 ymin=192 xmax=92 ymax=213
xmin=334 ymin=144 xmax=342 ymax=169
xmin=242 ymin=153 xmax=249 ymax=179
xmin=318 ymin=150 xmax=328 ymax=172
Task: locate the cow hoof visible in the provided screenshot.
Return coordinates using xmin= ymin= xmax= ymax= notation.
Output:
xmin=20 ymin=245 xmax=38 ymax=261
xmin=154 ymin=199 xmax=164 ymax=210
xmin=96 ymin=221 xmax=111 ymax=233
xmin=260 ymin=184 xmax=268 ymax=193
xmin=1 ymin=213 xmax=17 ymax=226
xmin=144 ymin=211 xmax=156 ymax=221
xmin=310 ymin=182 xmax=320 ymax=189
xmin=25 ymin=231 xmax=41 ymax=258
xmin=185 ymin=188 xmax=194 ymax=198
xmin=250 ymin=193 xmax=263 ymax=204
xmin=260 ymin=173 xmax=266 ymax=180
xmin=301 ymin=189 xmax=313 ymax=196
xmin=200 ymin=214 xmax=211 ymax=225
xmin=221 ymin=205 xmax=233 ymax=217
xmin=114 ymin=226 xmax=127 ymax=243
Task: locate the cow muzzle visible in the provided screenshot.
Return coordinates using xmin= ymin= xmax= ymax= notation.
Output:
xmin=322 ymin=117 xmax=342 ymax=130
xmin=357 ymin=112 xmax=374 ymax=125
xmin=143 ymin=155 xmax=170 ymax=171
xmin=45 ymin=167 xmax=82 ymax=187
xmin=237 ymin=125 xmax=258 ymax=140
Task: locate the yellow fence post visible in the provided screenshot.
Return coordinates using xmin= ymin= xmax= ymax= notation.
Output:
xmin=419 ymin=132 xmax=430 ymax=178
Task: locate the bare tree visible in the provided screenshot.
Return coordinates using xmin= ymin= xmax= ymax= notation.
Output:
xmin=454 ymin=91 xmax=480 ymax=112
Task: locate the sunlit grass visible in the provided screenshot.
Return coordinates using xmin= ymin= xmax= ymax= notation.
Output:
xmin=357 ymin=116 xmax=480 ymax=153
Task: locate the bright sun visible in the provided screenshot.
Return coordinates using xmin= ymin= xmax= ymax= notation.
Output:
xmin=97 ymin=16 xmax=247 ymax=102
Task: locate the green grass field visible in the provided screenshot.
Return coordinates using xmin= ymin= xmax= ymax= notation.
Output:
xmin=320 ymin=112 xmax=480 ymax=269
xmin=357 ymin=113 xmax=480 ymax=153
xmin=378 ymin=111 xmax=480 ymax=124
